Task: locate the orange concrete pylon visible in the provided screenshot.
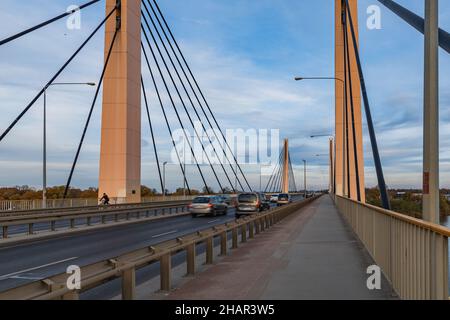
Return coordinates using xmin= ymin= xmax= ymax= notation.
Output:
xmin=335 ymin=0 xmax=365 ymax=202
xmin=282 ymin=139 xmax=289 ymax=193
xmin=99 ymin=0 xmax=142 ymax=203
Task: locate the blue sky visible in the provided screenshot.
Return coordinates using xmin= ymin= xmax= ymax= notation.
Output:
xmin=0 ymin=0 xmax=449 ymax=192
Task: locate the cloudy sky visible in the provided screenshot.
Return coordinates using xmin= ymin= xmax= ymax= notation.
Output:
xmin=0 ymin=0 xmax=449 ymax=192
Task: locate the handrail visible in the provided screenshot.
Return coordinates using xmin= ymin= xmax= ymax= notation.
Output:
xmin=336 ymin=195 xmax=450 ymax=237
xmin=335 ymin=195 xmax=449 ymax=300
xmin=0 ymin=196 xmax=321 ymax=300
xmin=0 ymin=202 xmax=191 ymax=239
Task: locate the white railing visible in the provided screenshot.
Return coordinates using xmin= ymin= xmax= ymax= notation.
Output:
xmin=335 ymin=195 xmax=449 ymax=300
xmin=0 ymin=195 xmax=198 ymax=212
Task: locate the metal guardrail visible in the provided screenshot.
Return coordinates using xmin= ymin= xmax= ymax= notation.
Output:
xmin=0 ymin=195 xmax=197 ymax=212
xmin=0 ymin=196 xmax=320 ymax=300
xmin=0 ymin=202 xmax=191 ymax=239
xmin=335 ymin=195 xmax=449 ymax=300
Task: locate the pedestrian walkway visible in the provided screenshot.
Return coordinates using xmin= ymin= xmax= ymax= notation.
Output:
xmin=166 ymin=195 xmax=397 ymax=300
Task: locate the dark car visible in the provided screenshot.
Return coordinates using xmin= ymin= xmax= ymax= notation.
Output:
xmin=236 ymin=192 xmax=269 ymax=218
xmin=189 ymin=196 xmax=228 ymax=217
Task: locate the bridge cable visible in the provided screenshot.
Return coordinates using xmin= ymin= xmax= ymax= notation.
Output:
xmin=141 ymin=76 xmax=165 ymax=194
xmin=63 ymin=26 xmax=119 ymax=199
xmin=144 ymin=0 xmax=245 ymax=192
xmin=343 ymin=10 xmax=362 ymax=202
xmin=342 ymin=9 xmax=351 ymax=199
xmin=151 ymin=0 xmax=253 ymax=192
xmin=272 ymin=148 xmax=284 ymax=193
xmin=345 ymin=0 xmax=391 ymax=210
xmin=141 ymin=25 xmax=212 ymax=194
xmin=264 ymin=149 xmax=283 ymax=192
xmin=142 ymin=3 xmax=235 ymax=192
xmin=141 ymin=43 xmax=192 ymax=194
xmin=142 ymin=16 xmax=225 ymax=193
xmin=0 ymin=0 xmax=102 ymax=47
xmin=268 ymin=147 xmax=284 ymax=193
xmin=0 ymin=6 xmax=118 ymax=143
xmin=377 ymin=0 xmax=450 ymax=54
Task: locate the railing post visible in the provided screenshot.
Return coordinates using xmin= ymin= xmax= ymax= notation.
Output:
xmin=160 ymin=253 xmax=171 ymax=292
xmin=102 ymin=215 xmax=106 ymax=224
xmin=122 ymin=267 xmax=136 ymax=300
xmin=51 ymin=221 xmax=56 ymax=231
xmin=220 ymin=232 xmax=227 ymax=256
xmin=232 ymin=228 xmax=238 ymax=249
xmin=70 ymin=219 xmax=75 ymax=229
xmin=241 ymin=224 xmax=247 ymax=243
xmin=87 ymin=217 xmax=91 ymax=226
xmin=255 ymin=219 xmax=260 ymax=234
xmin=186 ymin=243 xmax=196 ymax=276
xmin=206 ymin=237 xmax=214 ymax=264
xmin=28 ymin=223 xmax=34 ymax=235
xmin=2 ymin=226 xmax=8 ymax=239
xmin=260 ymin=218 xmax=265 ymax=231
xmin=249 ymin=222 xmax=254 ymax=239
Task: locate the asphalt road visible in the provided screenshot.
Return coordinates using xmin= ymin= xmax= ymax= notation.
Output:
xmin=0 ymin=196 xmax=304 ymax=298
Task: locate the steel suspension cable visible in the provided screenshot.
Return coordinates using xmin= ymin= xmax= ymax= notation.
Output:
xmin=141 ymin=3 xmax=235 ymax=192
xmin=141 ymin=16 xmax=224 ymax=193
xmin=343 ymin=16 xmax=362 ymax=202
xmin=145 ymin=0 xmax=245 ymax=192
xmin=141 ymin=76 xmax=164 ymax=194
xmin=63 ymin=26 xmax=118 ymax=199
xmin=151 ymin=0 xmax=252 ymax=192
xmin=0 ymin=6 xmax=118 ymax=143
xmin=0 ymin=0 xmax=102 ymax=47
xmin=141 ymin=43 xmax=191 ymax=194
xmin=142 ymin=13 xmax=224 ymax=193
xmin=342 ymin=9 xmax=351 ymax=199
xmin=141 ymin=25 xmax=211 ymax=194
xmin=264 ymin=149 xmax=283 ymax=192
xmin=345 ymin=0 xmax=391 ymax=209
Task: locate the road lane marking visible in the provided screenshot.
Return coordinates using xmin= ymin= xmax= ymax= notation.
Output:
xmin=151 ymin=230 xmax=178 ymax=238
xmin=0 ymin=256 xmax=78 ymax=281
xmin=207 ymin=219 xmax=220 ymax=224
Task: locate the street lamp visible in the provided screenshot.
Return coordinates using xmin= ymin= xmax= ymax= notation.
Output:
xmin=302 ymin=159 xmax=307 ymax=198
xmin=163 ymin=161 xmax=168 ymax=199
xmin=295 ymin=76 xmax=345 ymax=196
xmin=42 ymin=82 xmax=96 ymax=208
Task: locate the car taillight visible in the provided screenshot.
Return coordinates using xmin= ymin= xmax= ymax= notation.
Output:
xmin=208 ymin=203 xmax=213 ymax=208
xmin=255 ymin=201 xmax=260 ymax=207
xmin=188 ymin=204 xmax=193 ymax=208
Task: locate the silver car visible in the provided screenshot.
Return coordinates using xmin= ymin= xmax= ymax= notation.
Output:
xmin=189 ymin=196 xmax=228 ymax=217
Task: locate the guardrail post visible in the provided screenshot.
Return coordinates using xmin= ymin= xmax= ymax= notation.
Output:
xmin=2 ymin=226 xmax=7 ymax=239
xmin=260 ymin=218 xmax=265 ymax=231
xmin=51 ymin=221 xmax=56 ymax=231
xmin=241 ymin=225 xmax=247 ymax=243
xmin=186 ymin=243 xmax=196 ymax=276
xmin=249 ymin=222 xmax=254 ymax=239
xmin=160 ymin=253 xmax=171 ymax=292
xmin=115 ymin=214 xmax=119 ymax=222
xmin=87 ymin=217 xmax=91 ymax=226
xmin=70 ymin=219 xmax=75 ymax=229
xmin=232 ymin=228 xmax=238 ymax=249
xmin=255 ymin=219 xmax=260 ymax=234
xmin=122 ymin=267 xmax=136 ymax=300
xmin=206 ymin=237 xmax=214 ymax=264
xmin=28 ymin=223 xmax=34 ymax=235
xmin=126 ymin=213 xmax=130 ymax=221
xmin=220 ymin=232 xmax=227 ymax=256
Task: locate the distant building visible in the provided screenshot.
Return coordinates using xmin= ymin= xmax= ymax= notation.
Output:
xmin=394 ymin=192 xmax=406 ymax=199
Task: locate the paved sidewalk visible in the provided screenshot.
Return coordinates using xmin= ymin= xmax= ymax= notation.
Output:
xmin=166 ymin=196 xmax=397 ymax=300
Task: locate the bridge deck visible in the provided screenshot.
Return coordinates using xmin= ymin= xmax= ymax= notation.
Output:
xmin=165 ymin=195 xmax=397 ymax=300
